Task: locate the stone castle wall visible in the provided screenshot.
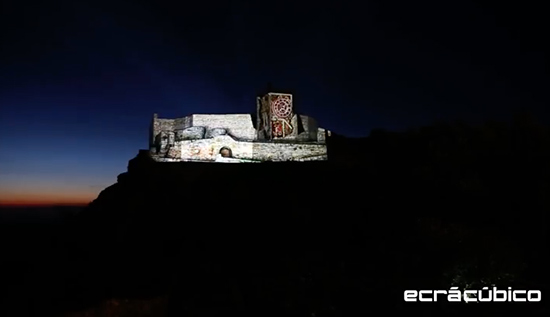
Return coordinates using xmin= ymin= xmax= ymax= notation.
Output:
xmin=299 ymin=115 xmax=319 ymax=140
xmin=173 ymin=135 xmax=327 ymax=162
xmin=251 ymin=141 xmax=327 ymax=161
xmin=149 ymin=92 xmax=330 ymax=162
xmin=152 ymin=114 xmax=325 ymax=145
xmin=174 ymin=116 xmax=192 ymax=130
xmin=151 ymin=117 xmax=175 ymax=148
xmin=191 ymin=114 xmax=256 ymax=140
xmin=152 ymin=114 xmax=258 ymax=146
xmin=179 ymin=135 xmax=254 ymax=161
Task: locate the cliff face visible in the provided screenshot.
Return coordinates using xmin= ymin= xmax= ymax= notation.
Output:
xmin=84 ymin=152 xmax=364 ymax=246
xmin=72 ymin=153 xmax=377 ymax=312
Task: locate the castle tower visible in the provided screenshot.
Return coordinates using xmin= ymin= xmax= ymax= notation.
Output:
xmin=257 ymin=92 xmax=294 ymax=140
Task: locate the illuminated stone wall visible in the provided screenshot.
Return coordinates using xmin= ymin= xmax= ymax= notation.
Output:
xmin=149 ymin=91 xmax=330 ymax=162
xmin=191 ymin=114 xmax=256 ymax=140
xmin=171 ymin=135 xmax=327 ymax=162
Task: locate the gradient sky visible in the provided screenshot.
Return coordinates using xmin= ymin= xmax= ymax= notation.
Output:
xmin=0 ymin=0 xmax=548 ymax=206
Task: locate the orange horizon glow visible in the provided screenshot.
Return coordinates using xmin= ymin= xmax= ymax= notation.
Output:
xmin=0 ymin=199 xmax=91 ymax=207
xmin=0 ymin=182 xmax=98 ymax=207
xmin=0 ymin=195 xmax=93 ymax=207
xmin=0 ymin=192 xmax=96 ymax=208
xmin=0 ymin=201 xmax=90 ymax=208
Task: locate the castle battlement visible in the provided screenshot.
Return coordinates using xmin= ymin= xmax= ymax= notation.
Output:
xmin=149 ymin=92 xmax=330 ymax=162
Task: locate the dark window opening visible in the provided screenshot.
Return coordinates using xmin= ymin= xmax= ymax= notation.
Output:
xmin=220 ymin=147 xmax=232 ymax=158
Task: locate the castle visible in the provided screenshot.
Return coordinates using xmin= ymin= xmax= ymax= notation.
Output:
xmin=149 ymin=91 xmax=330 ymax=162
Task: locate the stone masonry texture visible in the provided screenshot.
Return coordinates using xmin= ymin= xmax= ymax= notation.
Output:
xmin=149 ymin=92 xmax=329 ymax=162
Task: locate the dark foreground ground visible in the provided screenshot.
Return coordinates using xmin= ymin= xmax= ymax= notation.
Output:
xmin=1 ymin=122 xmax=549 ymax=316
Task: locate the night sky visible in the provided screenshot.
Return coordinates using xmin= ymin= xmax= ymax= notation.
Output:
xmin=0 ymin=0 xmax=548 ymax=206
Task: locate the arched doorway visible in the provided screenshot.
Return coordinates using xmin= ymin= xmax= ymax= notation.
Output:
xmin=219 ymin=147 xmax=233 ymax=158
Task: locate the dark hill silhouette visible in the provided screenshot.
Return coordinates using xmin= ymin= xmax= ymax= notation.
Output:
xmin=1 ymin=118 xmax=548 ymax=316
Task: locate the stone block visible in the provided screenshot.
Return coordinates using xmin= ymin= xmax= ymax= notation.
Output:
xmin=205 ymin=128 xmax=227 ymax=138
xmin=179 ymin=126 xmax=205 ymax=140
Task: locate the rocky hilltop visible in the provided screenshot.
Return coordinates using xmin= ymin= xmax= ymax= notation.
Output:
xmin=4 ymin=121 xmax=549 ymax=316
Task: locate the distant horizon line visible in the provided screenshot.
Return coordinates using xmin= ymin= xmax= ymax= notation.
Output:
xmin=0 ymin=202 xmax=89 ymax=208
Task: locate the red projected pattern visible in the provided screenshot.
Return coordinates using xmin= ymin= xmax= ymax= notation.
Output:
xmin=271 ymin=95 xmax=293 ymax=118
xmin=270 ymin=95 xmax=293 ymax=138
